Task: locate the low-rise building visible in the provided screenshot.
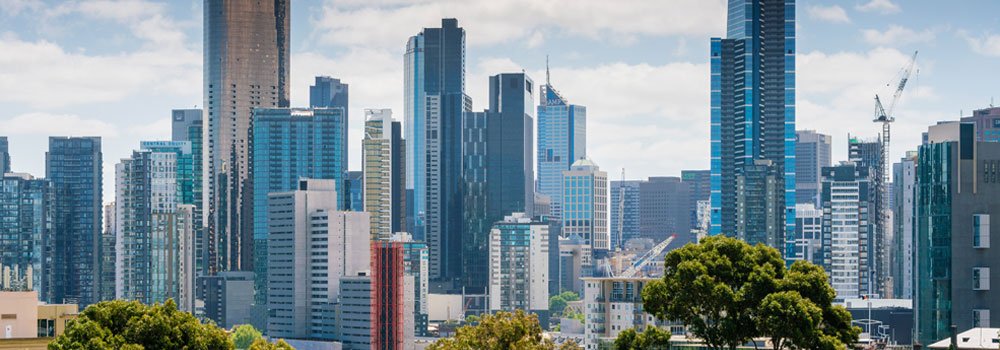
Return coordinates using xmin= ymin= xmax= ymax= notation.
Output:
xmin=581 ymin=277 xmax=661 ymax=349
xmin=0 ymin=290 xmax=77 ymax=348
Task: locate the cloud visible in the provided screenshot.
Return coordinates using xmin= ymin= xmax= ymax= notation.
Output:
xmin=862 ymin=25 xmax=935 ymax=46
xmin=856 ymin=0 xmax=900 ymax=14
xmin=961 ymin=32 xmax=1000 ymax=57
xmin=0 ymin=0 xmax=42 ymax=16
xmin=0 ymin=112 xmax=119 ymax=137
xmin=807 ymin=5 xmax=850 ymax=23
xmin=310 ymin=0 xmax=726 ymax=50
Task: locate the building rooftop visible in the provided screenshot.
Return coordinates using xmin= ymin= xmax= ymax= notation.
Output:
xmin=928 ymin=328 xmax=1000 ymax=349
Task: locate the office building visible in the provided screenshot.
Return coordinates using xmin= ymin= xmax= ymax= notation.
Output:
xmin=735 ymin=160 xmax=784 ymax=248
xmin=363 ymin=109 xmax=406 ymax=239
xmin=488 ymin=213 xmax=549 ymax=322
xmin=204 ymin=0 xmax=289 ymax=274
xmin=609 ymin=180 xmax=640 ymax=250
xmin=795 ymin=130 xmax=832 ymax=207
xmin=0 ymin=136 xmax=9 ymax=174
xmin=961 ymin=106 xmax=1000 ymax=142
xmin=582 ymin=277 xmax=660 ymax=349
xmin=0 ymin=173 xmax=53 ymax=299
xmin=915 ymin=123 xmax=1000 ymax=345
xmin=388 ymin=233 xmax=429 ymax=337
xmin=562 ymin=159 xmax=609 ymax=252
xmin=892 ymin=151 xmax=917 ymax=299
xmin=710 ymin=0 xmax=796 ymax=256
xmin=558 ymin=235 xmax=593 ymax=295
xmin=537 ymin=68 xmax=586 ymax=220
xmin=371 ymin=241 xmax=414 ymax=350
xmin=404 ymin=20 xmax=471 ymax=281
xmin=792 ymin=204 xmax=823 ymax=267
xmin=639 ymin=177 xmax=691 ymax=245
xmin=337 ymin=274 xmax=373 ymax=349
xmin=100 ymin=202 xmax=116 ymax=302
xmin=170 ymin=109 xmax=205 ymax=274
xmin=115 ymin=148 xmax=196 ymax=312
xmin=820 ymin=162 xmax=874 ymax=301
xmin=266 ymin=179 xmax=370 ymax=340
xmin=848 ymin=137 xmax=889 ymax=296
xmin=199 ymin=271 xmax=254 ymax=329
xmin=462 ymin=73 xmax=536 ymax=293
xmin=252 ymin=107 xmax=348 ymax=327
xmin=681 ymin=170 xmax=711 ymax=234
xmin=46 ymin=137 xmax=103 ymax=307
xmin=345 ymin=171 xmax=363 ymax=212
xmin=310 ymin=77 xmax=350 ymax=174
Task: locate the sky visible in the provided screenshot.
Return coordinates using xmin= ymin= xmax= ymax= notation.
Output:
xmin=1 ymin=0 xmax=999 ymax=204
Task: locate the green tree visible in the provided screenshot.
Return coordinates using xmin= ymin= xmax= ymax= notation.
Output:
xmin=775 ymin=261 xmax=860 ymax=349
xmin=248 ymin=338 xmax=295 ymax=350
xmin=549 ymin=291 xmax=580 ymax=317
xmin=49 ymin=299 xmax=233 ymax=350
xmin=613 ymin=326 xmax=672 ymax=350
xmin=232 ymin=324 xmax=263 ymax=350
xmin=427 ymin=310 xmax=579 ymax=350
xmin=757 ymin=291 xmax=822 ymax=350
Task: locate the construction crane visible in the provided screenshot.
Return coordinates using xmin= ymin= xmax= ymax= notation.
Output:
xmin=872 ymin=50 xmax=917 ymax=295
xmin=619 ymin=234 xmax=676 ymax=278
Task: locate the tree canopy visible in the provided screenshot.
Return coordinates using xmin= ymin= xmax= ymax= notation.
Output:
xmin=428 ymin=310 xmax=578 ymax=350
xmin=48 ymin=299 xmax=232 ymax=350
xmin=247 ymin=338 xmax=295 ymax=350
xmin=232 ymin=324 xmax=263 ymax=350
xmin=633 ymin=235 xmax=860 ymax=350
xmin=549 ymin=291 xmax=580 ymax=316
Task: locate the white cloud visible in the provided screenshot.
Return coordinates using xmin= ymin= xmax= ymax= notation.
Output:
xmin=310 ymin=0 xmax=726 ymax=50
xmin=856 ymin=0 xmax=901 ymax=14
xmin=962 ymin=32 xmax=1000 ymax=57
xmin=0 ymin=112 xmax=119 ymax=137
xmin=862 ymin=25 xmax=935 ymax=46
xmin=0 ymin=0 xmax=42 ymax=16
xmin=526 ymin=31 xmax=545 ymax=49
xmin=807 ymin=5 xmax=850 ymax=23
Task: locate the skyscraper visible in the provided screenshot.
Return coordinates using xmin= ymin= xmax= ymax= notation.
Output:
xmin=848 ymin=136 xmax=888 ymax=296
xmin=371 ymin=241 xmax=414 ymax=350
xmin=795 ymin=130 xmax=832 ymax=208
xmin=609 ymin=180 xmax=640 ymax=249
xmin=0 ymin=136 xmax=10 ymax=174
xmin=488 ymin=213 xmax=550 ymax=323
xmin=915 ymin=122 xmax=1000 ymax=344
xmin=735 ymin=160 xmax=784 ymax=248
xmin=387 ymin=233 xmax=429 ymax=337
xmin=681 ymin=170 xmax=711 ymax=233
xmin=639 ymin=177 xmax=692 ymax=245
xmin=266 ymin=179 xmax=370 ymax=340
xmin=0 ymin=173 xmax=53 ymax=299
xmin=562 ymin=159 xmax=609 ymax=252
xmin=115 ymin=145 xmax=197 ymax=311
xmin=250 ymin=107 xmax=347 ymax=329
xmin=310 ymin=76 xmax=350 ymax=178
xmin=792 ymin=203 xmax=822 ymax=266
xmin=404 ymin=20 xmax=470 ymax=270
xmin=820 ymin=162 xmax=873 ymax=301
xmin=710 ymin=0 xmax=796 ymax=256
xmin=100 ymin=202 xmax=116 ymax=302
xmin=537 ymin=66 xmax=586 ymax=220
xmin=204 ymin=0 xmax=289 ymax=274
xmin=891 ymin=151 xmax=917 ymax=300
xmin=171 ymin=109 xmax=205 ymax=275
xmin=363 ymin=109 xmax=406 ymax=239
xmin=46 ymin=137 xmax=103 ymax=306
xmin=462 ymin=73 xmax=536 ymax=293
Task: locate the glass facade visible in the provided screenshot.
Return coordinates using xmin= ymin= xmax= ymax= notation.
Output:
xmin=915 ymin=142 xmax=952 ymax=345
xmin=0 ymin=136 xmax=9 ymax=174
xmin=537 ymin=81 xmax=586 ymax=220
xmin=0 ymin=173 xmax=53 ymax=297
xmin=46 ymin=136 xmax=103 ymax=307
xmin=710 ymin=0 xmax=796 ymax=258
xmin=795 ymin=130 xmax=831 ymax=208
xmin=171 ymin=109 xmax=205 ymax=276
xmin=562 ymin=160 xmax=609 ymax=251
xmin=363 ymin=109 xmax=406 ymax=239
xmin=609 ymin=180 xmax=640 ymax=250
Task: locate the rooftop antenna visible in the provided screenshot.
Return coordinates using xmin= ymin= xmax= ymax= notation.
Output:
xmin=545 ymin=54 xmax=551 ymax=86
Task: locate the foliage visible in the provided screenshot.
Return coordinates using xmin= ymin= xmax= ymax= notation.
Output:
xmin=48 ymin=299 xmax=233 ymax=350
xmin=613 ymin=326 xmax=672 ymax=350
xmin=427 ymin=310 xmax=579 ymax=350
xmin=549 ymin=291 xmax=580 ymax=316
xmin=635 ymin=236 xmax=861 ymax=350
xmin=248 ymin=338 xmax=295 ymax=350
xmin=562 ymin=309 xmax=584 ymax=324
xmin=232 ymin=324 xmax=263 ymax=350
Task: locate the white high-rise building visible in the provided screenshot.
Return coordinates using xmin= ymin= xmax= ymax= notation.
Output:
xmin=363 ymin=109 xmax=406 ymax=240
xmin=821 ymin=162 xmax=874 ymax=300
xmin=488 ymin=213 xmax=549 ymax=317
xmin=266 ymin=179 xmax=371 ymax=340
xmin=892 ymin=151 xmax=917 ymax=299
xmin=562 ymin=159 xmax=609 ymax=251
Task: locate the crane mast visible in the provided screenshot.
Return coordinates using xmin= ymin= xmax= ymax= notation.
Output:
xmin=872 ymin=51 xmax=917 ymax=296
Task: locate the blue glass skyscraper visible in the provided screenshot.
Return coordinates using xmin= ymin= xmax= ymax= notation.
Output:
xmin=250 ymin=107 xmax=346 ymax=330
xmin=710 ymin=0 xmax=796 ymax=256
xmin=310 ymin=76 xmax=349 ymax=179
xmin=46 ymin=136 xmax=104 ymax=306
xmin=405 ymin=18 xmax=470 ymax=282
xmin=537 ymin=68 xmax=586 ymax=220
xmin=462 ymin=73 xmax=535 ymax=293
xmin=0 ymin=173 xmax=53 ymax=298
xmin=0 ymin=136 xmax=10 ymax=174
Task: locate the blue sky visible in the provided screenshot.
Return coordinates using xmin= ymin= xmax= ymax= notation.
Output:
xmin=1 ymin=0 xmax=999 ymax=203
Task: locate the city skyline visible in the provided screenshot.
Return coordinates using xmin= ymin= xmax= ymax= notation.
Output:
xmin=3 ymin=1 xmax=1000 ymax=204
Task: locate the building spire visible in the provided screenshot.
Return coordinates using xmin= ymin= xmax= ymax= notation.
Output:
xmin=546 ymin=54 xmax=551 ymax=86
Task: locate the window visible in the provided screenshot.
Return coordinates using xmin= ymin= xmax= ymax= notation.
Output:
xmin=975 ymin=214 xmax=990 ymax=248
xmin=974 ymin=309 xmax=991 ymax=327
xmin=974 ymin=267 xmax=991 ymax=290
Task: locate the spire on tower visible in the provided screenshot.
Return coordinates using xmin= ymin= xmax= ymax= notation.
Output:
xmin=546 ymin=54 xmax=551 ymax=86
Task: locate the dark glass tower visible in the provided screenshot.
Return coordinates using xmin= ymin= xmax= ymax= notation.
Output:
xmin=0 ymin=136 xmax=9 ymax=174
xmin=204 ymin=0 xmax=290 ymax=274
xmin=710 ymin=0 xmax=796 ymax=256
xmin=0 ymin=173 xmax=54 ymax=298
xmin=462 ymin=73 xmax=536 ymax=293
xmin=310 ymin=76 xmax=350 ymax=179
xmin=405 ymin=19 xmax=470 ymax=282
xmin=46 ymin=137 xmax=103 ymax=306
